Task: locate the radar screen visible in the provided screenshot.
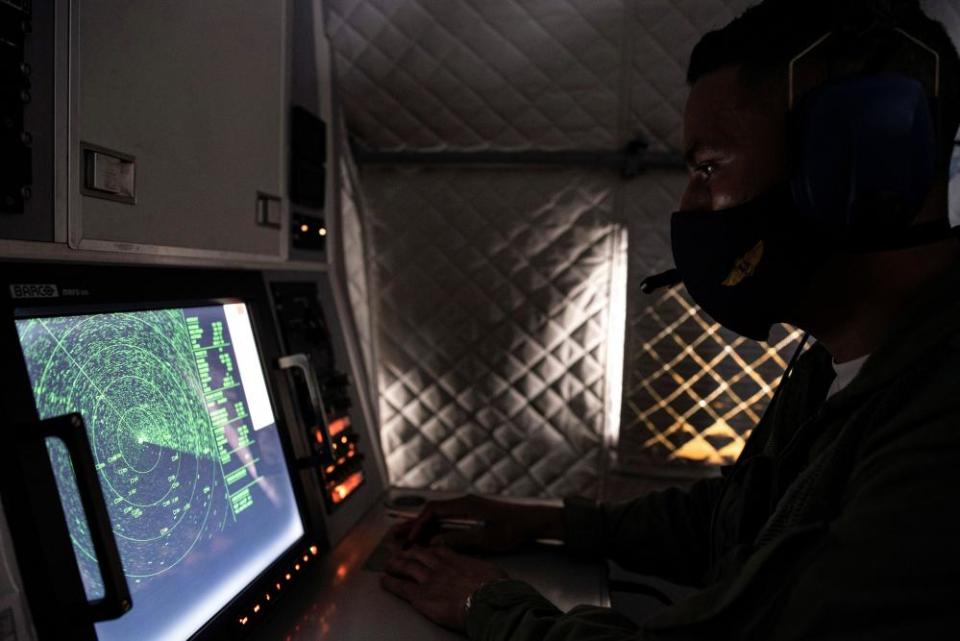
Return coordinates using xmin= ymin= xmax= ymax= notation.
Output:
xmin=15 ymin=303 xmax=304 ymax=641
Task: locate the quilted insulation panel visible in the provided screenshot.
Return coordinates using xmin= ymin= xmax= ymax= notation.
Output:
xmin=625 ymin=0 xmax=755 ymax=151
xmin=328 ymin=0 xmax=958 ymax=493
xmin=921 ymin=1 xmax=960 ymax=225
xmin=326 ymin=0 xmax=623 ymax=151
xmin=327 ymin=0 xmax=755 ymax=152
xmin=337 ymin=123 xmax=379 ymax=406
xmin=359 ymin=167 xmax=620 ymax=496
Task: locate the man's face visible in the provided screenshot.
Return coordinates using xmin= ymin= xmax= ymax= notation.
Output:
xmin=681 ymin=66 xmax=787 ymax=212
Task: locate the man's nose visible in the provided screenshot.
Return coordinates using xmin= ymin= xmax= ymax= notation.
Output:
xmin=680 ymin=182 xmax=712 ymax=212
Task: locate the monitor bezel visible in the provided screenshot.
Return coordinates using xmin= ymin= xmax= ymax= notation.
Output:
xmin=0 ymin=261 xmax=324 ymax=641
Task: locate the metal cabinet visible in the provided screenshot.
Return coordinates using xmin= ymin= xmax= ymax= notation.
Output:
xmin=68 ymin=0 xmax=291 ymax=260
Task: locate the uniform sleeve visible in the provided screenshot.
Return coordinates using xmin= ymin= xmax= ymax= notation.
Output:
xmin=467 ymin=376 xmax=960 ymax=641
xmin=733 ymin=382 xmax=960 ymax=639
xmin=465 ymin=580 xmax=642 ymax=641
xmin=564 ymin=476 xmax=726 ymax=586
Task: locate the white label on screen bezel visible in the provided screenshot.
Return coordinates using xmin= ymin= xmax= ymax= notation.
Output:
xmin=222 ymin=303 xmax=275 ymax=431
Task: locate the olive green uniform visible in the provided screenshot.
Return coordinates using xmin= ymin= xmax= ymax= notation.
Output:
xmin=466 ymin=265 xmax=960 ymax=640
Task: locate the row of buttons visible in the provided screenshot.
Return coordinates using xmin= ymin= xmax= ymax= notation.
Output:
xmin=0 ymin=0 xmax=32 ymax=214
xmin=237 ymin=544 xmax=320 ymax=628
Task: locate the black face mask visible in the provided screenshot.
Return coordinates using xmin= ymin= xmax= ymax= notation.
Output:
xmin=669 ymin=185 xmax=828 ymax=342
xmin=666 ymin=185 xmax=955 ymax=342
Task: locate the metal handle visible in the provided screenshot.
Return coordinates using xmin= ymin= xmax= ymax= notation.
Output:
xmin=32 ymin=413 xmax=132 ymax=621
xmin=278 ymin=353 xmax=333 ymax=450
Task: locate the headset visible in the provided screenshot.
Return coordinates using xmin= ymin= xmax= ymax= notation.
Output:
xmin=641 ymin=23 xmax=951 ymax=295
xmin=788 ymin=26 xmax=943 ymax=241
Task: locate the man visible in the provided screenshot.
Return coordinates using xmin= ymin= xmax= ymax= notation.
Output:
xmin=380 ymin=0 xmax=960 ymax=638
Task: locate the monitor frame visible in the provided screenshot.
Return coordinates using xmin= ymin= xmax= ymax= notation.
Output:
xmin=0 ymin=260 xmax=324 ymax=641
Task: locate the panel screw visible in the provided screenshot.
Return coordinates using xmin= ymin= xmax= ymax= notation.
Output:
xmin=20 ymin=90 xmax=31 ymax=104
xmin=21 ymin=186 xmax=32 ymax=200
xmin=20 ymin=131 xmax=32 ymax=146
xmin=20 ymin=62 xmax=31 ymax=77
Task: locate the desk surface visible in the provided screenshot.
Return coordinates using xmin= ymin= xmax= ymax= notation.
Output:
xmin=252 ymin=494 xmax=609 ymax=640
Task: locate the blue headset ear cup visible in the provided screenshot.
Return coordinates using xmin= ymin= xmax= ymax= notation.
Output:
xmin=789 ymin=74 xmax=937 ymax=234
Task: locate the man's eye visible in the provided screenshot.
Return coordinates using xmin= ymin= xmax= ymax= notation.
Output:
xmin=694 ymin=162 xmax=716 ymax=178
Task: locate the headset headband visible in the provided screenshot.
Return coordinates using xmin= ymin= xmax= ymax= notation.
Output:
xmin=788 ymin=27 xmax=941 ymax=110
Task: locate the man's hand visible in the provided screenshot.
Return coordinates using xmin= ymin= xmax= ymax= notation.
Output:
xmin=380 ymin=545 xmax=508 ymax=630
xmin=391 ymin=495 xmax=564 ymax=552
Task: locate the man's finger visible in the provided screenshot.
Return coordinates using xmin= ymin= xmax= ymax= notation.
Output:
xmin=384 ymin=557 xmax=432 ymax=584
xmin=397 ymin=546 xmax=442 ymax=569
xmin=430 ymin=545 xmax=481 ymax=566
xmin=429 ymin=545 xmax=478 ymax=571
xmin=390 ymin=520 xmax=414 ymax=540
xmin=380 ymin=574 xmax=417 ymax=602
xmin=405 ymin=505 xmax=437 ymax=544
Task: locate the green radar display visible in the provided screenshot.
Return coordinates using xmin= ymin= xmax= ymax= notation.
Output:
xmin=15 ymin=304 xmax=304 ymax=640
xmin=17 ymin=309 xmax=226 ymax=593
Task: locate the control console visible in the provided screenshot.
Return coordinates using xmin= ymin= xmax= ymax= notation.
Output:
xmin=270 ymin=281 xmax=366 ymax=512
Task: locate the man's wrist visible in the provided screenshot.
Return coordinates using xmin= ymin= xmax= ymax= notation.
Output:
xmin=463 ymin=578 xmax=511 ymax=623
xmin=464 ymin=579 xmax=563 ymax=639
xmin=529 ymin=504 xmax=565 ymax=541
xmin=562 ymin=497 xmax=605 ymax=557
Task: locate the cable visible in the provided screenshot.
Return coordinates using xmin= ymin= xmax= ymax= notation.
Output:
xmin=607 ymin=579 xmax=675 ymax=606
xmin=639 ymin=269 xmax=682 ymax=294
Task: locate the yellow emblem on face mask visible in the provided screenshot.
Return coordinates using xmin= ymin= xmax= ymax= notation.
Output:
xmin=722 ymin=240 xmax=764 ymax=286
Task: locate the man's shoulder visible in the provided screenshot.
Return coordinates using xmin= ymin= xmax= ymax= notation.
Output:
xmin=846 ymin=336 xmax=960 ymax=457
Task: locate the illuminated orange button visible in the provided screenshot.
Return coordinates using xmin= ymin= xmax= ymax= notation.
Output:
xmin=330 ymin=471 xmax=363 ymax=504
xmin=328 ymin=416 xmax=351 ymax=436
